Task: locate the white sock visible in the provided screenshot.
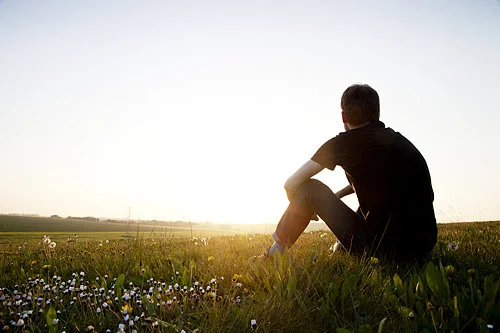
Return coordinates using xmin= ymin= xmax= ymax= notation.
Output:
xmin=269 ymin=241 xmax=285 ymax=256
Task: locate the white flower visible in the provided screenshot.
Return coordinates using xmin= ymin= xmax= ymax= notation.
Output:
xmin=96 ymin=307 xmax=101 ymax=314
xmin=52 ymin=319 xmax=58 ymax=325
xmin=49 ymin=242 xmax=57 ymax=249
xmin=447 ymin=241 xmax=459 ymax=251
xmin=15 ymin=319 xmax=25 ymax=327
xmin=250 ymin=319 xmax=257 ymax=329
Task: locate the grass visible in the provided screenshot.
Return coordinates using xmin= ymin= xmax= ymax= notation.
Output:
xmin=0 ymin=221 xmax=499 ymax=332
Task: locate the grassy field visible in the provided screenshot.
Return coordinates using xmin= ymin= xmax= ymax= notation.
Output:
xmin=0 ymin=219 xmax=499 ymax=332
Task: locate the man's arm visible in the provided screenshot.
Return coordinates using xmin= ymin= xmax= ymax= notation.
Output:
xmin=284 ymin=159 xmax=326 ymax=201
xmin=335 ymin=185 xmax=355 ymax=199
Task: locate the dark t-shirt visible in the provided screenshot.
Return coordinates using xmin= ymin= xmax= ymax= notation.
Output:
xmin=311 ymin=121 xmax=437 ymax=254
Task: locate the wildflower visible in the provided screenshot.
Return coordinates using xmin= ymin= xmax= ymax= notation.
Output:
xmin=96 ymin=307 xmax=101 ymax=314
xmin=447 ymin=241 xmax=459 ymax=251
xmin=487 ymin=324 xmax=494 ymax=330
xmin=250 ymin=319 xmax=257 ymax=329
xmin=52 ymin=319 xmax=58 ymax=326
xmin=87 ymin=326 xmax=95 ymax=332
xmin=408 ymin=311 xmax=415 ymax=320
xmin=369 ymin=257 xmax=379 ymax=266
xmin=118 ymin=323 xmax=125 ymax=329
xmin=122 ymin=304 xmax=132 ymax=315
xmin=445 ymin=265 xmax=455 ymax=276
xmin=15 ymin=319 xmax=25 ymax=327
xmin=49 ymin=242 xmax=57 ymax=249
xmin=207 ymin=256 xmax=215 ymax=262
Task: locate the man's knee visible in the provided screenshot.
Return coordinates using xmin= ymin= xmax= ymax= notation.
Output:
xmin=296 ymin=178 xmax=327 ymax=193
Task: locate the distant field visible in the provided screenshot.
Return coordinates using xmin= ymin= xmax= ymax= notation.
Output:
xmin=0 ymin=215 xmax=250 ymax=242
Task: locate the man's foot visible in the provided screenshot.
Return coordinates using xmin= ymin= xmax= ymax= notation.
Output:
xmin=269 ymin=241 xmax=285 ymax=256
xmin=331 ymin=240 xmax=346 ymax=253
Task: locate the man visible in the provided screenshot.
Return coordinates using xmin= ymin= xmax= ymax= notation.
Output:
xmin=269 ymin=84 xmax=437 ymax=262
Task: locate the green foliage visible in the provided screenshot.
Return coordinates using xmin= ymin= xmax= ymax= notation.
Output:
xmin=0 ymin=221 xmax=498 ymax=332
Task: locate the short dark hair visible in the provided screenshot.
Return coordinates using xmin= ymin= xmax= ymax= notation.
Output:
xmin=341 ymin=84 xmax=380 ymax=125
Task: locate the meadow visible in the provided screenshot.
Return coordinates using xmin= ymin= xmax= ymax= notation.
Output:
xmin=0 ymin=217 xmax=499 ymax=332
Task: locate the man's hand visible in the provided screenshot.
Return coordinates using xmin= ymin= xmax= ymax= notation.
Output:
xmin=335 ymin=185 xmax=355 ymax=199
xmin=284 ymin=159 xmax=325 ymax=201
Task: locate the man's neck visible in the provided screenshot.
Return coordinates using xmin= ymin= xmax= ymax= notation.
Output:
xmin=346 ymin=121 xmax=370 ymax=130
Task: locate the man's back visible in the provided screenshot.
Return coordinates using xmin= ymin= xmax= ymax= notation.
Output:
xmin=312 ymin=121 xmax=437 ymax=255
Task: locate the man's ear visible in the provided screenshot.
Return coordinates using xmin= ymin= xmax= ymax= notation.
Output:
xmin=341 ymin=111 xmax=348 ymax=123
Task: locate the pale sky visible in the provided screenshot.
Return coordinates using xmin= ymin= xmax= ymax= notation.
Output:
xmin=1 ymin=0 xmax=499 ymax=224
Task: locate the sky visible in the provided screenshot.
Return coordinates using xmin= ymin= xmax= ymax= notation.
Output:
xmin=1 ymin=0 xmax=499 ymax=224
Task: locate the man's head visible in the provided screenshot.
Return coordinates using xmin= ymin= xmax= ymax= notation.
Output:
xmin=341 ymin=84 xmax=380 ymax=128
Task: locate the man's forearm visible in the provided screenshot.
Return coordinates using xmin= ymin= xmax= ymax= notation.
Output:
xmin=284 ymin=160 xmax=325 ymax=202
xmin=335 ymin=185 xmax=354 ymax=199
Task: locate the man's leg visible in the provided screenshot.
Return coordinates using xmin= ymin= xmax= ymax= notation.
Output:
xmin=272 ymin=179 xmax=369 ymax=254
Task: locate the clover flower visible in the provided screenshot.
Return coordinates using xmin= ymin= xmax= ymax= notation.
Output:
xmin=250 ymin=319 xmax=257 ymax=329
xmin=49 ymin=242 xmax=57 ymax=249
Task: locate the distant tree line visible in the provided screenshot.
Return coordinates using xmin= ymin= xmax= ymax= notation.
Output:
xmin=66 ymin=216 xmax=100 ymax=222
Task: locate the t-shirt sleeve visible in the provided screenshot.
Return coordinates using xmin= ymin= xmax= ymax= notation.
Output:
xmin=311 ymin=137 xmax=340 ymax=170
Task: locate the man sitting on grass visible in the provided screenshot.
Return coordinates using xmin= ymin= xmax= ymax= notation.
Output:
xmin=269 ymin=84 xmax=437 ymax=262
